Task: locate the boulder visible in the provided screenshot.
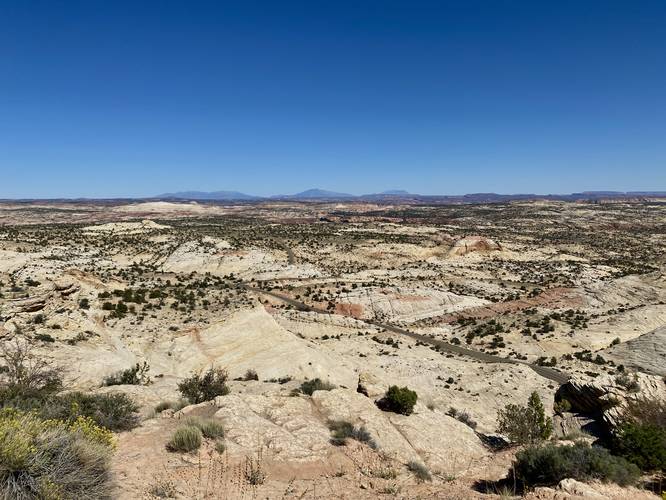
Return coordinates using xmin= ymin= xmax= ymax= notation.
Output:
xmin=552 ymin=413 xmax=599 ymax=439
xmin=558 ymin=478 xmax=607 ymax=498
xmin=356 ymin=371 xmax=385 ymax=399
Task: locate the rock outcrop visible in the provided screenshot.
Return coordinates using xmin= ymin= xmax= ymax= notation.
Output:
xmin=556 ymin=373 xmax=666 ymax=431
xmin=4 ymin=280 xmax=79 ymax=316
xmin=552 ymin=413 xmax=600 ymax=439
xmin=528 ymin=478 xmax=656 ymax=499
xmin=448 ymin=236 xmax=502 ymax=257
xmin=208 ymin=387 xmax=489 ymax=475
xmin=356 ymin=371 xmax=385 ymax=399
xmin=603 ymin=326 xmax=666 ymax=377
xmin=6 ymin=293 xmax=50 ymax=314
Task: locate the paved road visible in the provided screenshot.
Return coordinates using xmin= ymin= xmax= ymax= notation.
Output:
xmin=241 ymin=284 xmax=570 ymax=385
xmin=272 ymin=239 xmax=296 ymax=265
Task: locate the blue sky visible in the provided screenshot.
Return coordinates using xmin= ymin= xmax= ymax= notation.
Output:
xmin=1 ymin=1 xmax=665 ymax=198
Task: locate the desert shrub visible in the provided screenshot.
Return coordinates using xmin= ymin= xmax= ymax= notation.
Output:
xmin=620 ymin=397 xmax=666 ymax=428
xmin=553 ymin=398 xmax=572 ymax=415
xmin=184 ymin=417 xmax=225 ymax=439
xmin=266 ymin=376 xmax=292 ymax=384
xmin=178 ymin=367 xmax=230 ymax=404
xmin=614 ymin=424 xmax=666 ymax=471
xmin=110 ymin=301 xmax=128 ymax=318
xmin=299 ymin=378 xmax=336 ymax=396
xmin=166 ymin=425 xmax=202 ymax=452
xmin=377 ymin=385 xmax=418 ymax=416
xmin=34 ymin=333 xmax=55 ymax=343
xmin=612 ymin=398 xmax=666 ymax=471
xmin=244 ymin=453 xmax=266 ymax=485
xmin=148 ymin=477 xmax=178 ymax=498
xmin=457 ymin=411 xmax=477 ymax=429
xmin=44 ymin=392 xmax=140 ymax=432
xmin=154 ymin=401 xmax=173 ymax=413
xmin=242 ymin=369 xmax=259 ymax=381
xmin=615 ymin=372 xmax=640 ymax=392
xmin=327 ymin=420 xmax=377 ymax=448
xmin=154 ymin=399 xmax=188 ymax=413
xmin=497 ymin=391 xmax=552 ymax=444
xmin=215 ymin=439 xmax=226 ymax=454
xmin=0 ymin=343 xmax=139 ymax=431
xmin=447 ymin=408 xmax=477 ymax=429
xmin=0 ymin=409 xmax=114 ymax=499
xmin=103 ymin=361 xmax=150 ymax=386
xmin=513 ymin=441 xmax=639 ymax=488
xmin=407 ymin=460 xmax=432 ymax=482
xmin=0 ymin=340 xmax=63 ymax=399
xmin=1 ymin=387 xmax=138 ymax=432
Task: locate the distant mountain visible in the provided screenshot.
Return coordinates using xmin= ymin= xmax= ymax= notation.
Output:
xmin=157 ymin=190 xmax=260 ymax=201
xmin=145 ymin=189 xmax=666 ymax=204
xmin=273 ymin=189 xmax=356 ymax=200
xmin=380 ymin=189 xmax=410 ymax=195
xmin=360 ymin=190 xmax=420 ymax=201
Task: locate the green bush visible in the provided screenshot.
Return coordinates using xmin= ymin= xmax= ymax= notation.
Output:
xmin=553 ymin=398 xmax=572 ymax=415
xmin=103 ymin=361 xmax=150 ymax=386
xmin=299 ymin=378 xmax=336 ymax=396
xmin=154 ymin=401 xmax=173 ymax=413
xmin=497 ymin=391 xmax=553 ymax=444
xmin=513 ymin=441 xmax=639 ymax=488
xmin=0 ymin=342 xmax=139 ymax=432
xmin=178 ymin=367 xmax=230 ymax=404
xmin=612 ymin=398 xmax=666 ymax=471
xmin=215 ymin=439 xmax=226 ymax=454
xmin=327 ymin=420 xmax=376 ymax=448
xmin=184 ymin=417 xmax=225 ymax=439
xmin=377 ymin=385 xmax=418 ymax=416
xmin=166 ymin=426 xmax=202 ymax=452
xmin=154 ymin=399 xmax=188 ymax=413
xmin=34 ymin=333 xmax=56 ymax=343
xmin=614 ymin=423 xmax=666 ymax=471
xmin=1 ymin=388 xmax=139 ymax=432
xmin=0 ymin=409 xmax=114 ymax=499
xmin=44 ymin=392 xmax=140 ymax=432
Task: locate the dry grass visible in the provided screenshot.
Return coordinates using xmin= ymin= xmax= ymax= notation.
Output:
xmin=150 ymin=447 xmax=268 ymax=499
xmin=166 ymin=426 xmax=202 ymax=453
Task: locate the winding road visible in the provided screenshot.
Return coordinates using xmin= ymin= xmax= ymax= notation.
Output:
xmin=240 ymin=284 xmax=570 ymax=385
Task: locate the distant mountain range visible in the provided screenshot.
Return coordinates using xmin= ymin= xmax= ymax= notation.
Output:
xmin=271 ymin=189 xmax=357 ymax=200
xmin=154 ymin=189 xmax=666 ymax=203
xmin=159 ymin=190 xmax=260 ymax=201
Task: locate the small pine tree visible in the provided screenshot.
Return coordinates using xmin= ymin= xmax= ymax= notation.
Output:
xmin=528 ymin=391 xmax=553 ymax=440
xmin=497 ymin=391 xmax=553 ymax=444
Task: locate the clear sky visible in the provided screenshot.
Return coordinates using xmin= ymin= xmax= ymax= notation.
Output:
xmin=1 ymin=1 xmax=665 ymax=198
